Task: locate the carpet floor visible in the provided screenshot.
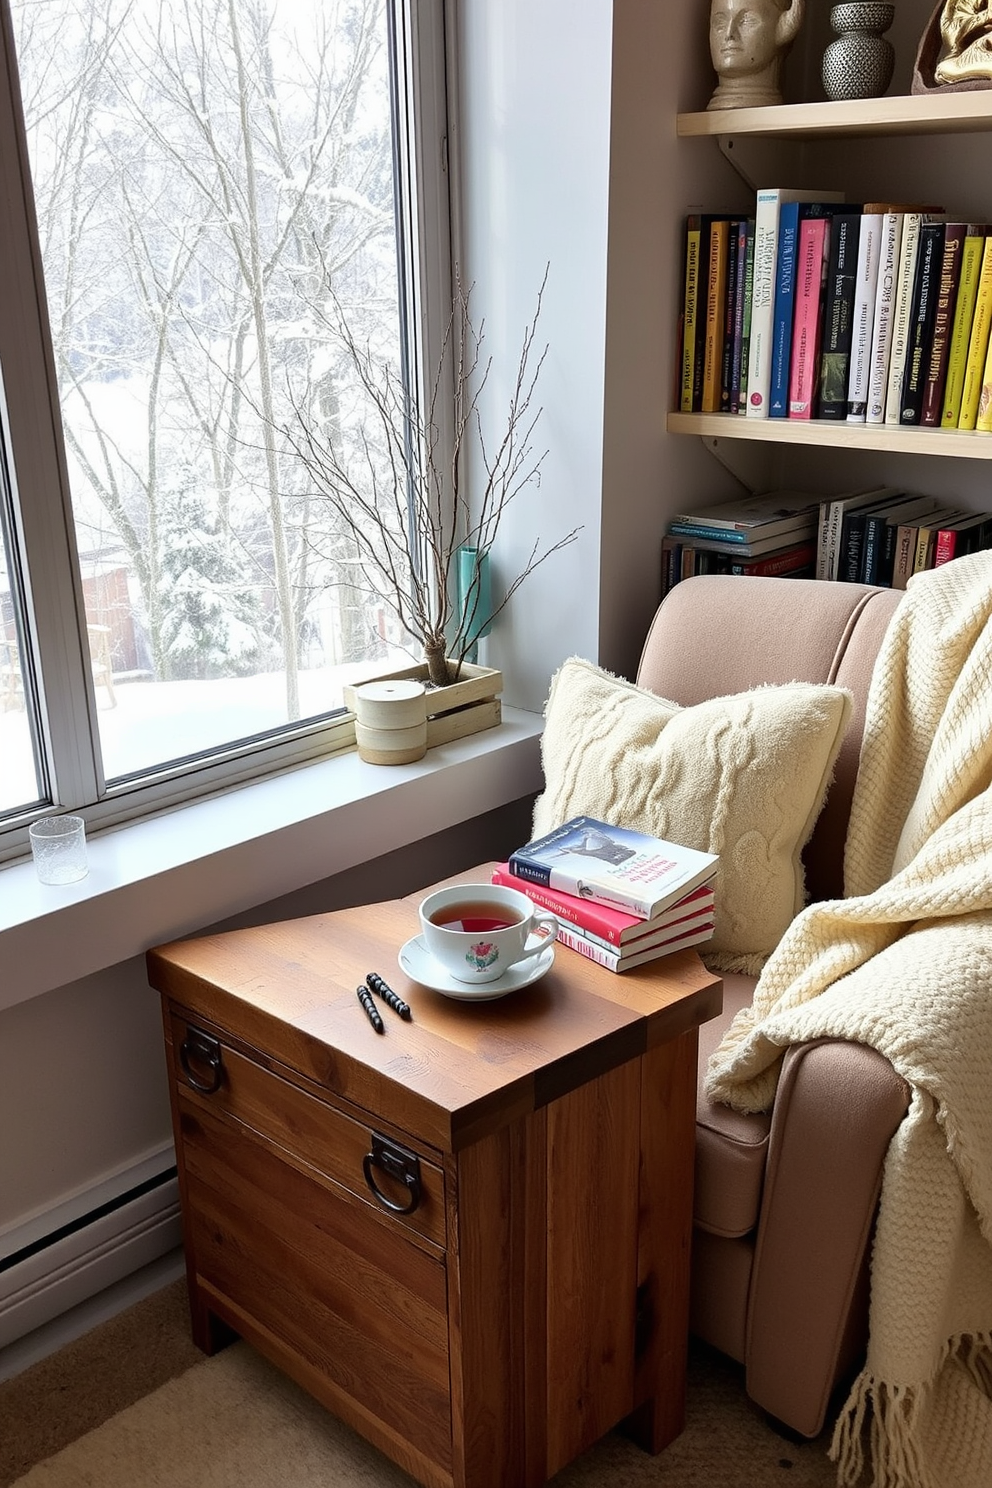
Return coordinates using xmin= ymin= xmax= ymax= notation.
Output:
xmin=0 ymin=1279 xmax=841 ymax=1487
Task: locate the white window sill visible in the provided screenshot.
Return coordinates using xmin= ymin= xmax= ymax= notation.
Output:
xmin=0 ymin=707 xmax=544 ymax=1012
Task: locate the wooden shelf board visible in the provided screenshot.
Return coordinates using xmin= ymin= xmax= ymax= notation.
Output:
xmin=667 ymin=412 xmax=992 ymax=459
xmin=678 ymin=92 xmax=992 ymax=140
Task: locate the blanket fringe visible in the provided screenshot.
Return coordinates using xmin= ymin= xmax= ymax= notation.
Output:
xmin=831 ymin=1371 xmax=933 ymax=1488
xmin=830 ymin=1332 xmax=992 ymax=1487
xmin=957 ymin=1330 xmax=992 ymax=1396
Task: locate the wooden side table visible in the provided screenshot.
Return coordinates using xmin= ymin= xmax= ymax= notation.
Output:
xmin=146 ymin=866 xmax=721 ymax=1488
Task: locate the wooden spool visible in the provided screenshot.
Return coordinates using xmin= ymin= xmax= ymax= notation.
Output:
xmin=353 ymin=680 xmax=428 ymax=764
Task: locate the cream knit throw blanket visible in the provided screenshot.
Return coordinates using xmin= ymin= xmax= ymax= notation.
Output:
xmin=706 ymin=550 xmax=992 ymax=1488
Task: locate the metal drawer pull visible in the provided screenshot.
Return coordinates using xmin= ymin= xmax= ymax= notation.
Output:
xmin=180 ymin=1026 xmax=224 ymax=1094
xmin=362 ymin=1133 xmax=422 ymax=1214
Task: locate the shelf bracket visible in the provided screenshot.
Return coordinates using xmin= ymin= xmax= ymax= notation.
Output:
xmin=701 ymin=435 xmax=776 ymax=494
xmin=716 ymin=135 xmax=835 ymax=193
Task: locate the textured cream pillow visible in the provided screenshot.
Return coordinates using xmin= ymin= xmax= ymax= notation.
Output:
xmin=532 ymin=658 xmax=853 ymax=974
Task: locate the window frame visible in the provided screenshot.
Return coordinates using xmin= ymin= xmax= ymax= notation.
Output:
xmin=0 ymin=0 xmax=454 ymax=861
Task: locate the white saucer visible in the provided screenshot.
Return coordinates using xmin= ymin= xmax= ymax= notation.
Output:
xmin=398 ymin=934 xmax=556 ymax=1001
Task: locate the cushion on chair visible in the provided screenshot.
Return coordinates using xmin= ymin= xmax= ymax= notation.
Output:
xmin=532 ymin=657 xmax=853 ymax=974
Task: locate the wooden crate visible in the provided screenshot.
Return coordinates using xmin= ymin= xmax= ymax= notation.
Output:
xmin=343 ymin=662 xmax=502 ymax=748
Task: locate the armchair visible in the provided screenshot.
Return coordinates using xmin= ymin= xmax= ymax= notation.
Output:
xmin=635 ymin=573 xmax=910 ymax=1439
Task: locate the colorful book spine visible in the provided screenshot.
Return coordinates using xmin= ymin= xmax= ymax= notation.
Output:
xmin=788 ymin=215 xmax=830 ymax=418
xmin=679 ymin=215 xmax=704 ymax=412
xmin=725 ymin=541 xmax=816 ymax=576
xmin=745 ymin=189 xmax=786 ymax=418
xmin=720 ymin=219 xmax=741 ymax=414
xmin=737 ymin=220 xmax=756 ymax=416
xmin=884 ymin=212 xmax=924 ymax=426
xmin=913 ymin=524 xmax=938 ymax=574
xmin=933 ymin=513 xmax=992 ymax=563
xmin=866 ymin=212 xmax=904 ymax=425
xmin=491 ymin=863 xmax=714 ymax=946
xmin=768 ymin=200 xmax=802 ymax=419
xmin=912 ymin=510 xmax=968 ymax=575
xmin=819 ymin=212 xmax=863 ymax=420
xmin=921 ymin=223 xmax=967 ymax=428
xmin=940 ymin=229 xmax=987 ymax=429
xmin=892 ymin=521 xmax=922 ymax=589
xmin=745 ymin=187 xmax=842 ymax=418
xmin=838 ymin=508 xmax=872 ymax=583
xmin=667 ymin=521 xmax=751 ymax=544
xmin=845 ymin=212 xmax=882 ymax=422
xmin=958 ymin=235 xmax=992 ymax=430
xmin=553 ymin=919 xmax=715 ymax=973
xmin=976 ymin=334 xmax=992 ymax=433
xmin=860 ymin=512 xmax=891 ymax=586
xmin=900 ymin=220 xmax=945 ymax=425
xmin=555 ymin=897 xmax=714 ymax=955
xmin=661 ymin=535 xmax=683 ymax=596
xmin=728 ymin=218 xmax=752 ymax=414
xmin=702 ymin=218 xmax=730 ymax=414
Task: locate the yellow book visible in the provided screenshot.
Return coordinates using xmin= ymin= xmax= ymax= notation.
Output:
xmin=701 ymin=218 xmax=729 ymax=414
xmin=958 ymin=235 xmax=992 ymax=430
xmin=940 ymin=229 xmax=986 ymax=428
xmin=913 ymin=524 xmax=937 ymax=574
xmin=977 ymin=315 xmax=992 ymax=433
xmin=680 ymin=218 xmax=703 ymax=412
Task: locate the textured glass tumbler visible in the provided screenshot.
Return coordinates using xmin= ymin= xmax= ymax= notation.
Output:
xmin=29 ymin=815 xmax=88 ymax=884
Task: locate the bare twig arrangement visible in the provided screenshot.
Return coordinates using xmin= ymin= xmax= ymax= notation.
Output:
xmin=280 ymin=266 xmax=582 ymax=687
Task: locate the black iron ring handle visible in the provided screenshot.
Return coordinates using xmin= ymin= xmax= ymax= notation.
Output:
xmin=364 ymin=1148 xmax=422 ymax=1208
xmin=180 ymin=1028 xmax=224 ymax=1094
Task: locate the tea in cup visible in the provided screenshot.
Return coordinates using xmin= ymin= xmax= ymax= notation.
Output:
xmin=418 ymin=883 xmax=557 ymax=984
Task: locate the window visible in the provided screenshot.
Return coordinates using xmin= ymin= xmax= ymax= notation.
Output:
xmin=0 ymin=0 xmax=450 ymax=852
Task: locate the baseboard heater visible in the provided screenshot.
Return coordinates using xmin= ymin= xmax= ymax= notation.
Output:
xmin=0 ymin=1167 xmax=182 ymax=1349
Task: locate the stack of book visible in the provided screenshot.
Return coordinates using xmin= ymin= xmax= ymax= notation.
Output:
xmin=662 ymin=490 xmax=820 ymax=596
xmin=494 ymin=816 xmax=718 ymax=972
xmin=679 ymin=195 xmax=992 ymax=432
xmin=666 ymin=486 xmax=992 ymax=593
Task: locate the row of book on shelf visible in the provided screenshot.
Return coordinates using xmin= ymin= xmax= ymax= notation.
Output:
xmin=662 ymin=487 xmax=992 ymax=598
xmin=679 ymin=188 xmax=992 ymax=431
xmin=493 ymin=814 xmax=719 ymax=972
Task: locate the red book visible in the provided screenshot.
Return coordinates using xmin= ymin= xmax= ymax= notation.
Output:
xmin=491 ymin=863 xmax=715 ymax=948
xmin=789 ymin=216 xmax=831 ymax=418
xmin=554 ymin=918 xmax=716 ymax=972
xmin=725 ymin=540 xmax=816 ymax=576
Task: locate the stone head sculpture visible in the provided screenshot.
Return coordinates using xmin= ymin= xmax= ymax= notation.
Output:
xmin=707 ymin=0 xmax=806 ymax=109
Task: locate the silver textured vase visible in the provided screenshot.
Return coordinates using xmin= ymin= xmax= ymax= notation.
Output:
xmin=822 ymin=2 xmax=895 ymax=100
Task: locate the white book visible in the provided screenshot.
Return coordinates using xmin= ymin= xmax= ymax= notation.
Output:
xmin=554 ymin=919 xmax=715 ymax=972
xmin=845 ymin=212 xmax=882 ymax=422
xmin=745 ymin=186 xmax=844 ymax=419
xmin=866 ymin=212 xmax=904 ymax=425
xmin=884 ymin=213 xmax=924 ymax=426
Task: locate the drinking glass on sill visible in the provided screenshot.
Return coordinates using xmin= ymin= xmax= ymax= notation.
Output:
xmin=28 ymin=815 xmax=88 ymax=885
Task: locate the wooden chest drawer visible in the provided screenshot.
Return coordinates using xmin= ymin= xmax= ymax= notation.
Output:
xmin=168 ymin=1010 xmax=446 ymax=1250
xmin=180 ymin=1096 xmax=452 ymax=1470
xmin=165 ymin=1009 xmax=453 ymax=1475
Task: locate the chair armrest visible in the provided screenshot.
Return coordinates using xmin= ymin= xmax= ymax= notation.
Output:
xmin=744 ymin=1038 xmax=910 ymax=1437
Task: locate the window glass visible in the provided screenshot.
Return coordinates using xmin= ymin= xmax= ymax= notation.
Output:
xmin=10 ymin=0 xmax=420 ymax=786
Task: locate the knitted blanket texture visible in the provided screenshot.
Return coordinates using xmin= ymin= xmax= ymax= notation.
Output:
xmin=705 ymin=550 xmax=992 ymax=1488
